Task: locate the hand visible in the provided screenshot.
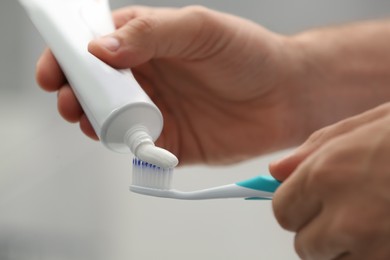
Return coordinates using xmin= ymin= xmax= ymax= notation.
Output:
xmin=35 ymin=6 xmax=308 ymax=165
xmin=270 ymin=103 xmax=390 ymax=260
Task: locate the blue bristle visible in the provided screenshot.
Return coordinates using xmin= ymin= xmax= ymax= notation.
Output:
xmin=131 ymin=157 xmax=173 ymax=190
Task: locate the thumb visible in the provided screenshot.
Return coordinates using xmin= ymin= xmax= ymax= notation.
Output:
xmin=88 ymin=7 xmax=225 ymax=68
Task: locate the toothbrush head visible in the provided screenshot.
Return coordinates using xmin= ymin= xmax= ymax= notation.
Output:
xmin=132 ymin=157 xmax=174 ymax=190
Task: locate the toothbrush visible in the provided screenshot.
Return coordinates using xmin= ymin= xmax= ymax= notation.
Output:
xmin=130 ymin=158 xmax=281 ymax=200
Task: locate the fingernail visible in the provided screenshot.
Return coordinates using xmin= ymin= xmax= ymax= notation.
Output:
xmin=93 ymin=36 xmax=120 ymax=52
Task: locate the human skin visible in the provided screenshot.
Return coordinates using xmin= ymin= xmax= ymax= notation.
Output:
xmin=268 ymin=19 xmax=390 ymax=260
xmin=270 ymin=103 xmax=390 ymax=260
xmin=36 ymin=6 xmax=390 ymax=259
xmin=37 ymin=6 xmax=306 ymax=165
xmin=37 ymin=6 xmax=390 ymax=165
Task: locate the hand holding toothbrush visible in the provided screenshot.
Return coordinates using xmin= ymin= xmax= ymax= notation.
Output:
xmin=270 ymin=103 xmax=390 ymax=260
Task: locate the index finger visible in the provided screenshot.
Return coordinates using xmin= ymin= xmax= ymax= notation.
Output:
xmin=272 ymin=157 xmax=323 ymax=232
xmin=36 ymin=48 xmax=66 ymax=92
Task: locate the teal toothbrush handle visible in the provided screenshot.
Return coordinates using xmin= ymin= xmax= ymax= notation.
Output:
xmin=236 ymin=175 xmax=281 ymax=200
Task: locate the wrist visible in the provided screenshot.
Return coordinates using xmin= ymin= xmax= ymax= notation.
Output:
xmin=253 ymin=34 xmax=312 ymax=148
xmin=288 ymin=21 xmax=390 ymax=136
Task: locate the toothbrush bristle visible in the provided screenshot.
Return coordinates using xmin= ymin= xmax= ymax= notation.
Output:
xmin=132 ymin=157 xmax=174 ymax=190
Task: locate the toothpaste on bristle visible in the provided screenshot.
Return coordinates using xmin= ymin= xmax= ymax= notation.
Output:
xmin=136 ymin=143 xmax=178 ymax=169
xmin=126 ymin=127 xmax=178 ymax=169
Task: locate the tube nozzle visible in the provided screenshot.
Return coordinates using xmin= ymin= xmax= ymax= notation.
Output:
xmin=126 ymin=127 xmax=178 ymax=168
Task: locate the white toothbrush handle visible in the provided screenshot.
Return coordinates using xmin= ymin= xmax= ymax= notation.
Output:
xmin=130 ymin=184 xmax=274 ymax=200
xmin=130 ymin=175 xmax=281 ymax=200
xmin=174 ymin=184 xmax=274 ymax=200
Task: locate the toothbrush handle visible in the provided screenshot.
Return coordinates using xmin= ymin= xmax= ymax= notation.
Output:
xmin=130 ymin=175 xmax=281 ymax=200
xmin=236 ymin=175 xmax=281 ymax=200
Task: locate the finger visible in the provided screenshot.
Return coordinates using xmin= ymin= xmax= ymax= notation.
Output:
xmin=272 ymin=158 xmax=322 ymax=232
xmin=334 ymin=252 xmax=353 ymax=260
xmin=36 ymin=48 xmax=66 ymax=92
xmin=79 ymin=114 xmax=99 ymax=141
xmin=89 ymin=6 xmax=226 ymax=68
xmin=269 ymin=148 xmax=310 ymax=181
xmin=57 ymin=86 xmax=98 ymax=141
xmin=294 ymin=208 xmax=350 ymax=260
xmin=333 ymin=253 xmax=354 ymax=260
xmin=57 ymin=85 xmax=83 ymax=123
xmin=112 ymin=6 xmax=173 ymax=28
xmin=270 ymin=103 xmax=390 ymax=181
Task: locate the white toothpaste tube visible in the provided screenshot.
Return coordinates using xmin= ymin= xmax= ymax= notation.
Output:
xmin=19 ymin=0 xmax=178 ymax=168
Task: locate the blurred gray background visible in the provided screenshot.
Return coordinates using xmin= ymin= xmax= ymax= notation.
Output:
xmin=1 ymin=1 xmax=389 ymax=259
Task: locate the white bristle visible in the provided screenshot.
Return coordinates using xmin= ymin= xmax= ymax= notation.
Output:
xmin=132 ymin=157 xmax=173 ymax=190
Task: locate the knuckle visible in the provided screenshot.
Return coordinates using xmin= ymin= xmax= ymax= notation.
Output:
xmin=180 ymin=5 xmax=219 ymax=30
xmin=178 ymin=6 xmax=228 ymax=59
xmin=119 ymin=16 xmax=160 ymax=56
xmin=125 ymin=15 xmax=160 ymax=35
xmin=305 ymin=135 xmax=355 ymax=185
xmin=333 ymin=205 xmax=385 ymax=244
xmin=294 ymin=234 xmax=308 ymax=260
xmin=375 ymin=102 xmax=390 ymax=113
xmin=332 ymin=211 xmax=372 ymax=244
xmin=383 ymin=102 xmax=390 ymax=112
xmin=272 ymin=194 xmax=294 ymax=231
xmin=305 ymin=151 xmax=345 ymax=190
xmin=330 ymin=116 xmax=366 ymax=136
xmin=305 ymin=127 xmax=329 ymax=145
xmin=181 ymin=5 xmax=212 ymax=19
xmin=307 ymin=155 xmax=335 ymax=185
xmin=273 ymin=210 xmax=290 ymax=230
xmin=304 ymin=117 xmax=355 ymax=147
xmin=308 ymin=128 xmax=325 ymax=141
